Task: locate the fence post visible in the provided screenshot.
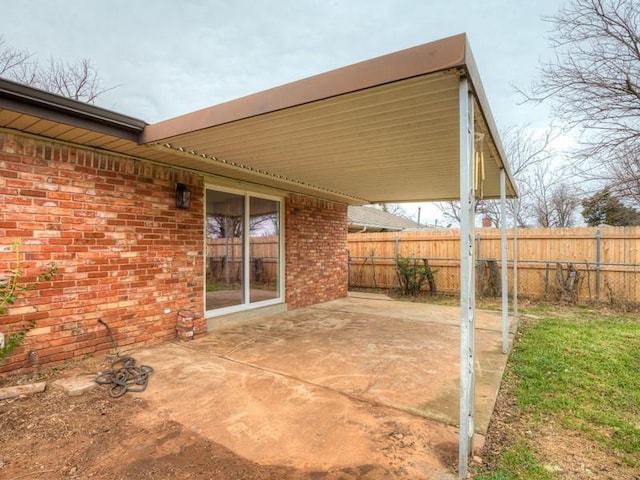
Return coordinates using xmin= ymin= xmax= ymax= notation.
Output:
xmin=513 ymin=220 xmax=518 ymax=318
xmin=545 ymin=262 xmax=550 ymax=296
xmin=500 ymin=169 xmax=509 ymax=354
xmin=394 ymin=236 xmax=400 ymax=288
xmin=595 ymin=228 xmax=601 ymax=303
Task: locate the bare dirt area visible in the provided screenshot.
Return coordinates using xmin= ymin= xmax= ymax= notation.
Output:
xmin=0 ymin=366 xmax=294 ymax=480
xmin=0 ymin=359 xmax=456 ymax=480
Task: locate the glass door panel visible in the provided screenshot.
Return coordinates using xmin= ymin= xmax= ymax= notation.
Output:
xmin=205 ymin=190 xmax=244 ymax=310
xmin=249 ymin=197 xmax=280 ymax=303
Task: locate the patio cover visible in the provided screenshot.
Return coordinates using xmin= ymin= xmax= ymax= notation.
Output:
xmin=141 ymin=33 xmax=517 ymax=204
xmin=140 ymin=34 xmax=517 ymax=480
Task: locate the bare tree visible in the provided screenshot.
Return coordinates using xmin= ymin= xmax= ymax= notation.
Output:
xmin=207 ymin=213 xmax=276 ymax=239
xmin=552 ymin=184 xmax=581 ymax=227
xmin=523 ymin=0 xmax=640 ymax=202
xmin=436 ymin=201 xmax=462 ymax=226
xmin=0 ymin=37 xmax=31 ymax=76
xmin=34 ymin=58 xmax=106 ymax=103
xmin=599 ymin=146 xmax=640 ymax=207
xmin=479 ymin=126 xmax=559 ymax=227
xmin=530 ymin=165 xmax=581 ymax=227
xmin=207 ymin=215 xmax=243 ymax=239
xmin=0 ymin=35 xmax=111 ymax=103
xmin=374 ymin=203 xmax=408 ymax=217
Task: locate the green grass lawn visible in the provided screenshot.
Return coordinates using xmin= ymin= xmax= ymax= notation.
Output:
xmin=476 ymin=307 xmax=640 ymax=479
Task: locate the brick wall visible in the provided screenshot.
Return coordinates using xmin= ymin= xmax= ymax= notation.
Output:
xmin=0 ymin=131 xmax=205 ymax=373
xmin=285 ymin=194 xmax=348 ymax=308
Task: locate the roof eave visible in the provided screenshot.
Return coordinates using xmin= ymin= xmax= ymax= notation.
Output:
xmin=0 ymin=77 xmax=147 ymax=141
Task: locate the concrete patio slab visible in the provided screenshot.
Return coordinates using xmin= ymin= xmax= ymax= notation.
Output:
xmin=132 ymin=297 xmax=513 ymax=478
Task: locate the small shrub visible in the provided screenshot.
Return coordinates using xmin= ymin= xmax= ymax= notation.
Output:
xmin=394 ymin=254 xmax=436 ymax=296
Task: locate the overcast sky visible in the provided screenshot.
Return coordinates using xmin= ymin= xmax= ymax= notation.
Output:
xmin=2 ymin=0 xmax=565 ymax=223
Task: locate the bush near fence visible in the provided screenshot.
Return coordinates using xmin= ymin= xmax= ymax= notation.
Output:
xmin=348 ymin=227 xmax=640 ymax=306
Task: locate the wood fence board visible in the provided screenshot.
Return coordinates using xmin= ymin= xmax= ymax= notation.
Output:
xmin=348 ymin=227 xmax=640 ymax=304
xmin=204 ymin=227 xmax=640 ymax=304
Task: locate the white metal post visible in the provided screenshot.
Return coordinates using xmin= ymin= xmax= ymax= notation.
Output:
xmin=513 ymin=199 xmax=519 ymax=319
xmin=458 ymin=76 xmax=476 ymax=480
xmin=500 ymin=169 xmax=509 ymax=354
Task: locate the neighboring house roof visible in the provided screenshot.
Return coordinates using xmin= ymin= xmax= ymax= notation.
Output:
xmin=348 ymin=206 xmax=423 ymax=232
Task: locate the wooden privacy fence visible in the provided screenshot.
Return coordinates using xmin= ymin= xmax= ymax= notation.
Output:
xmin=348 ymin=226 xmax=640 ymax=305
xmin=207 ymin=236 xmax=278 ymax=285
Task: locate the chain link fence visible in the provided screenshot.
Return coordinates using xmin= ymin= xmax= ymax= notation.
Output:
xmin=349 ymin=256 xmax=640 ymax=308
xmin=348 ymin=227 xmax=640 ymax=308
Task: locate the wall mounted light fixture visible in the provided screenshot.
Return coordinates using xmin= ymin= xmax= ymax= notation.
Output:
xmin=175 ymin=183 xmax=191 ymax=209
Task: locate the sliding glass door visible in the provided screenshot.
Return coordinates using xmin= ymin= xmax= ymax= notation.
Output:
xmin=205 ymin=186 xmax=282 ymax=315
xmin=249 ymin=196 xmax=280 ymax=303
xmin=205 ymin=189 xmax=245 ymax=309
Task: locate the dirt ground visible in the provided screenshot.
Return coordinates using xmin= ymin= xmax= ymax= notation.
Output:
xmin=0 ymin=358 xmax=459 ymax=480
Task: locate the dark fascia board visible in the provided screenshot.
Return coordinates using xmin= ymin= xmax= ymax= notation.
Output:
xmin=0 ymin=77 xmax=146 ymax=141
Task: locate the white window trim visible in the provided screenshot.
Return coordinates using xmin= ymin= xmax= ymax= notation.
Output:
xmin=204 ymin=183 xmax=285 ymax=319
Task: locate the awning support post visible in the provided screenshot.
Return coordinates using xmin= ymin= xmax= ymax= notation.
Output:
xmin=500 ymin=168 xmax=509 ymax=354
xmin=513 ymin=199 xmax=519 ymax=319
xmin=458 ymin=76 xmax=476 ymax=480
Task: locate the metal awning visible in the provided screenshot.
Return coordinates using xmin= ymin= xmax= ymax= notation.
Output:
xmin=141 ymin=33 xmax=517 ymax=205
xmin=0 ymin=33 xmax=517 ymax=206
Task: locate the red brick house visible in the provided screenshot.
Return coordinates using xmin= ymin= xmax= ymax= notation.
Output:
xmin=0 ymin=107 xmax=348 ymax=372
xmin=0 ymin=34 xmax=516 ymax=374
